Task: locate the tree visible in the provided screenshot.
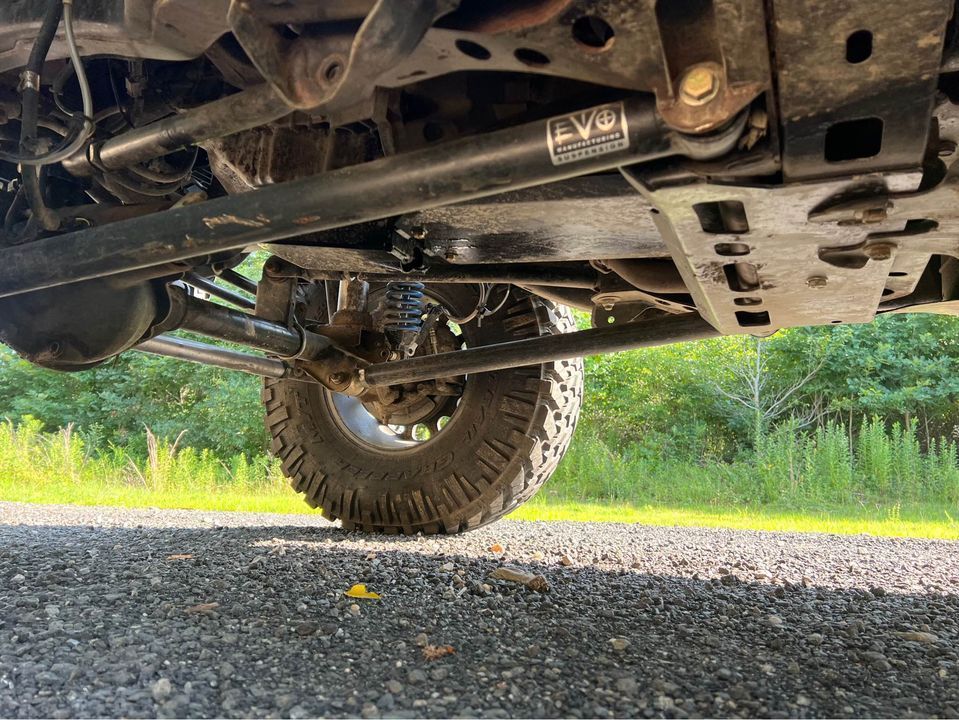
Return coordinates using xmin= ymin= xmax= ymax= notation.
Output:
xmin=713 ymin=336 xmax=824 ymax=447
xmin=767 ymin=314 xmax=959 ymax=444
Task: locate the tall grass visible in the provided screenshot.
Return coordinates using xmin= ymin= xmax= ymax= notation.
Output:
xmin=0 ymin=416 xmax=288 ymax=501
xmin=0 ymin=415 xmax=957 ymax=514
xmin=543 ymin=417 xmax=959 ymax=509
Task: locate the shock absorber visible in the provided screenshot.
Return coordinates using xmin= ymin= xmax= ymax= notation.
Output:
xmin=383 ymin=281 xmax=426 ymax=356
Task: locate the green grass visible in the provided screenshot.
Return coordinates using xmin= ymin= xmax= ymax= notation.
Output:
xmin=0 ymin=478 xmax=304 ymax=515
xmin=513 ymin=497 xmax=959 ymax=540
xmin=0 ymin=417 xmax=957 ymax=539
xmin=2 ymin=477 xmax=956 ymax=539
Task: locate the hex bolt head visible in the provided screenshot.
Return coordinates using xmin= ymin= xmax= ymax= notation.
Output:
xmin=680 ymin=66 xmax=720 ymax=106
xmin=863 ymin=242 xmax=896 ymax=261
xmin=806 ymin=275 xmax=828 ymax=289
xmin=328 ymin=372 xmax=348 ymax=385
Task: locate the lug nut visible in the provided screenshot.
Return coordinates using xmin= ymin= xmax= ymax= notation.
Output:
xmin=680 ymin=65 xmax=720 ymax=106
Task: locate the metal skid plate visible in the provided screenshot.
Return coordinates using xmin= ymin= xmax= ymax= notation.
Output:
xmin=627 ymin=170 xmax=938 ymax=334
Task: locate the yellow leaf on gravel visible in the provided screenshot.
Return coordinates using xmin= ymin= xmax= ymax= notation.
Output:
xmin=344 ymin=584 xmax=381 ymax=600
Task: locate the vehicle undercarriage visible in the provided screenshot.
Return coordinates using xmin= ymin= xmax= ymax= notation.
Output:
xmin=2 ymin=0 xmax=959 ymax=532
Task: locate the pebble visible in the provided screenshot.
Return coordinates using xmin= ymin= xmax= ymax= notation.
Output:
xmin=295 ymin=622 xmax=319 ymax=636
xmin=609 ymin=637 xmax=629 ymax=652
xmin=385 ymin=680 xmax=403 ymax=694
xmin=151 ymin=678 xmax=172 ymax=703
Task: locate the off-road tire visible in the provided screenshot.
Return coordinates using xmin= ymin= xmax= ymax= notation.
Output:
xmin=262 ymin=288 xmax=583 ymax=534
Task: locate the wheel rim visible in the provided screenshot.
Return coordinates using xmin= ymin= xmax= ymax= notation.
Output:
xmin=329 ymin=392 xmax=458 ymax=450
xmin=325 ymin=290 xmax=467 ymax=452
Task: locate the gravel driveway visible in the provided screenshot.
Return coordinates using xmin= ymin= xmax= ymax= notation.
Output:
xmin=0 ymin=501 xmax=957 ymax=719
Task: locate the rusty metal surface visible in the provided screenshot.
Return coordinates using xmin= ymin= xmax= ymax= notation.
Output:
xmin=0 ymin=0 xmax=230 ymax=72
xmin=229 ymin=0 xmax=452 ymax=111
xmin=771 ymin=0 xmax=951 ymax=179
xmin=241 ymin=0 xmax=375 ymax=25
xmin=381 ymin=0 xmax=771 ymax=134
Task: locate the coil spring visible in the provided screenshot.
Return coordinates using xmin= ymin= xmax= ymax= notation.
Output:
xmin=383 ymin=281 xmax=426 ymax=333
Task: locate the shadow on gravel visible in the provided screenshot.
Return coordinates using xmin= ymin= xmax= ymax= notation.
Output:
xmin=1 ymin=521 xmax=957 ymax=719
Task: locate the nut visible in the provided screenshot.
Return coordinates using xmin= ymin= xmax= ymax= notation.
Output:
xmin=806 ymin=275 xmax=828 ymax=289
xmin=863 ymin=242 xmax=896 ymax=261
xmin=680 ymin=66 xmax=720 ymax=106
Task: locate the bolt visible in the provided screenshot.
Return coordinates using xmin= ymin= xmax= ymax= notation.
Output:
xmin=857 ymin=207 xmax=888 ymax=224
xmin=806 ymin=275 xmax=828 ymax=289
xmin=680 ymin=65 xmax=720 ymax=106
xmin=409 ymin=226 xmax=428 ymax=240
xmin=328 ymin=372 xmax=348 ymax=385
xmin=863 ymin=242 xmax=896 ymax=261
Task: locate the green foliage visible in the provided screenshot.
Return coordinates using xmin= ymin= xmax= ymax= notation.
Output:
xmin=3 ymin=304 xmax=959 ymax=515
xmin=0 ymin=417 xmax=284 ymax=496
xmin=582 ymin=335 xmax=747 ymax=460
xmin=0 ymin=343 xmax=268 ymax=458
xmin=769 ymin=313 xmax=959 ymax=431
xmin=547 ymin=416 xmax=959 ymax=508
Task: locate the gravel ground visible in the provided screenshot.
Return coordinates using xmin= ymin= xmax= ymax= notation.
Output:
xmin=0 ymin=501 xmax=957 ymax=719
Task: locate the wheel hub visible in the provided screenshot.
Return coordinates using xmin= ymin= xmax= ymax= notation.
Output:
xmin=358 ymin=319 xmax=464 ymax=429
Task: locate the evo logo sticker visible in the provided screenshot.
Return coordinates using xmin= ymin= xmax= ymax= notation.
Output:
xmin=546 ymin=102 xmax=628 ymax=166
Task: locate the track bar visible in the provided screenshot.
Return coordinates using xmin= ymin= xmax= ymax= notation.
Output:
xmin=136 ymin=335 xmax=293 ymax=379
xmin=141 ymin=309 xmax=718 ymax=388
xmin=362 ymin=313 xmax=718 ymax=386
xmin=0 ymin=97 xmax=742 ymax=299
xmin=306 ymin=263 xmax=598 ymax=289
